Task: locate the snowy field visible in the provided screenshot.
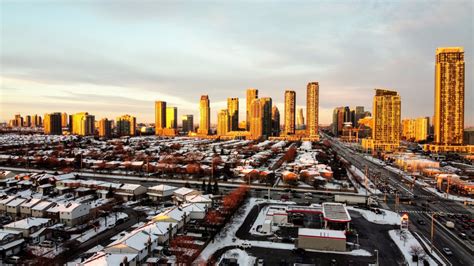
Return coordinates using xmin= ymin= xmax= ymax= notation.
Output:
xmin=347 ymin=206 xmax=401 ymax=225
xmin=70 ymin=212 xmax=128 ymax=243
xmin=218 ymin=249 xmax=256 ymax=265
xmin=388 ymin=230 xmax=445 ymax=266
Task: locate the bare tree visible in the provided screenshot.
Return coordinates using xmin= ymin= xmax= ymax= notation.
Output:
xmin=409 ymin=245 xmax=426 ymax=266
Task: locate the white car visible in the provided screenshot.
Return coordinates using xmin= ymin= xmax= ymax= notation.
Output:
xmin=239 ymin=241 xmax=252 ymax=249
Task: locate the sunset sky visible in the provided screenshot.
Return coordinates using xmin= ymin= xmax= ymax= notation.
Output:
xmin=1 ymin=0 xmax=473 ymax=126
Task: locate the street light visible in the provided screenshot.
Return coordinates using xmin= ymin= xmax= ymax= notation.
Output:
xmin=374 ymin=249 xmax=379 ymax=266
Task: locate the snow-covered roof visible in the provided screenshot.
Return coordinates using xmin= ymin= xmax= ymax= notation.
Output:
xmin=82 ymin=251 xmax=138 ymax=266
xmin=0 ymin=195 xmax=18 ymax=205
xmin=322 ymin=203 xmax=351 ymax=222
xmin=4 ymin=217 xmax=50 ymax=230
xmin=148 ymin=184 xmax=177 ymax=192
xmin=32 ymin=201 xmax=54 ymax=211
xmin=173 ymin=187 xmax=196 ymax=196
xmin=298 ymin=228 xmax=346 ymax=240
xmin=6 ymin=198 xmax=26 ymax=207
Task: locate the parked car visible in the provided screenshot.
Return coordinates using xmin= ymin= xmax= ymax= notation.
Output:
xmin=417 ymin=219 xmax=427 ymax=225
xmin=256 ymin=258 xmax=264 ymax=266
xmin=239 ymin=241 xmax=252 ymax=249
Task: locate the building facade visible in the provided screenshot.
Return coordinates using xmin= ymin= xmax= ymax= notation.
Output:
xmin=363 ymin=89 xmax=401 ymax=152
xmin=306 ymin=82 xmax=319 ymax=139
xmin=181 ymin=115 xmax=194 ymax=133
xmin=227 ymin=98 xmax=239 ymax=131
xmin=198 ymin=95 xmax=210 ymax=135
xmin=116 ymin=114 xmax=136 ymax=136
xmin=434 ymin=47 xmax=465 ymax=146
xmin=284 ymin=90 xmax=296 ymax=135
xmin=71 ymin=112 xmax=95 ymax=136
xmin=166 ymin=107 xmax=178 ymax=129
xmin=155 ymin=101 xmax=167 ymax=135
xmin=296 ymin=108 xmax=305 ymax=130
xmin=217 ymin=109 xmax=230 ymax=136
xmin=98 ymin=118 xmax=112 ymax=138
xmin=43 ymin=113 xmax=62 ymax=135
xmin=246 ymin=88 xmax=258 ymax=130
xmin=272 ymin=106 xmax=281 ymax=136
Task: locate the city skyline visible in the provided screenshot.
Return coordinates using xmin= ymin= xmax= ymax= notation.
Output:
xmin=1 ymin=1 xmax=473 ymax=126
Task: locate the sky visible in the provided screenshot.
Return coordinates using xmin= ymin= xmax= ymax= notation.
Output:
xmin=1 ymin=0 xmax=473 ymax=126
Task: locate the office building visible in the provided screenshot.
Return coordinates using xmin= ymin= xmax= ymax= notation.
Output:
xmin=362 ymin=89 xmax=401 ymax=152
xmin=14 ymin=114 xmax=23 ymax=128
xmin=354 ymin=106 xmax=365 ymax=127
xmin=284 ymin=90 xmax=296 ymax=135
xmin=217 ymin=109 xmax=230 ymax=136
xmin=116 ymin=114 xmax=136 ymax=136
xmin=24 ymin=115 xmax=31 ymax=127
xmin=61 ymin=113 xmax=68 ymax=128
xmin=306 ymin=82 xmax=319 ymax=139
xmin=261 ymin=97 xmax=273 ymax=138
xmin=198 ymin=95 xmax=210 ymax=135
xmin=296 ymin=108 xmax=305 ymax=130
xmin=227 ymin=98 xmax=239 ymax=131
xmin=272 ymin=106 xmax=281 ymax=136
xmin=166 ymin=107 xmax=178 ymax=129
xmin=155 ymin=101 xmax=167 ymax=134
xmin=71 ymin=112 xmax=95 ymax=136
xmin=402 ymin=117 xmax=429 ymax=142
xmin=43 ymin=113 xmax=62 ymax=135
xmin=181 ymin=115 xmax=194 ymax=133
xmin=98 ymin=118 xmax=112 ymax=138
xmin=246 ymin=88 xmax=258 ymax=130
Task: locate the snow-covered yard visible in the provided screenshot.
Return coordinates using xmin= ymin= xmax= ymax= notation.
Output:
xmin=70 ymin=212 xmax=128 ymax=243
xmin=217 ymin=249 xmax=256 ymax=265
xmin=347 ymin=207 xmax=401 ymax=225
xmin=424 ymin=187 xmax=474 ymax=203
xmin=388 ymin=230 xmax=443 ymax=266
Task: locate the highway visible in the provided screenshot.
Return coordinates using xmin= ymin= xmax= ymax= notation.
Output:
xmin=325 ymin=133 xmax=474 ymax=266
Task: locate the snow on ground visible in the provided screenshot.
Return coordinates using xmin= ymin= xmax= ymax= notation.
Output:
xmin=297 ymin=181 xmax=313 ymax=188
xmin=250 ymin=205 xmax=272 ymax=236
xmin=218 ymin=249 xmax=256 ymax=265
xmin=388 ymin=230 xmax=441 ymax=266
xmin=324 ymin=182 xmax=342 ymax=190
xmin=424 ymin=187 xmax=474 ymax=203
xmin=70 ymin=212 xmax=128 ymax=243
xmin=349 ymin=166 xmax=382 ymax=195
xmin=305 ymin=248 xmax=372 ymax=257
xmin=197 ymin=198 xmax=259 ymax=261
xmin=347 ymin=206 xmax=401 ymax=225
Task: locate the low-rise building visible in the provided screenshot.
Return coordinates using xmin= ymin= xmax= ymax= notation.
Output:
xmin=147 ymin=185 xmax=177 ymax=201
xmin=3 ymin=217 xmax=51 ymax=239
xmin=0 ymin=229 xmax=25 ymax=258
xmin=58 ymin=202 xmax=91 ymax=226
xmin=19 ymin=198 xmax=43 ymax=218
xmin=297 ymin=228 xmax=346 ymax=251
xmin=6 ymin=198 xmax=27 ymax=217
xmin=31 ymin=201 xmax=55 ymax=218
xmin=173 ymin=187 xmax=201 ymax=205
xmin=0 ymin=195 xmax=18 ymax=213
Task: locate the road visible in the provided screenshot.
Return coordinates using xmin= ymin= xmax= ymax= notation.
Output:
xmin=324 ymin=133 xmax=474 ymax=265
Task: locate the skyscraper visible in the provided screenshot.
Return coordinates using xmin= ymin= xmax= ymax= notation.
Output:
xmin=61 ymin=112 xmax=68 ymax=128
xmin=72 ymin=112 xmax=95 ymax=136
xmin=364 ymin=89 xmax=401 ymax=152
xmin=355 ymin=106 xmax=365 ymax=127
xmin=217 ymin=109 xmax=230 ymax=136
xmin=246 ymin=88 xmax=258 ymax=130
xmin=296 ymin=108 xmax=305 ymax=130
xmin=261 ymin=97 xmax=273 ymax=138
xmin=155 ymin=101 xmax=167 ymax=135
xmin=198 ymin=95 xmax=210 ymax=135
xmin=14 ymin=114 xmax=23 ymax=128
xmin=43 ymin=113 xmax=62 ymax=135
xmin=272 ymin=106 xmax=280 ymax=136
xmin=98 ymin=118 xmax=112 ymax=138
xmin=434 ymin=47 xmax=465 ymax=146
xmin=306 ymin=82 xmax=319 ymax=138
xmin=116 ymin=114 xmax=136 ymax=136
xmin=284 ymin=90 xmax=296 ymax=135
xmin=25 ymin=115 xmax=31 ymax=127
xmin=166 ymin=107 xmax=178 ymax=129
xmin=227 ymin=98 xmax=239 ymax=131
xmin=249 ymin=99 xmax=263 ymax=139
xmin=181 ymin=115 xmax=194 ymax=133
